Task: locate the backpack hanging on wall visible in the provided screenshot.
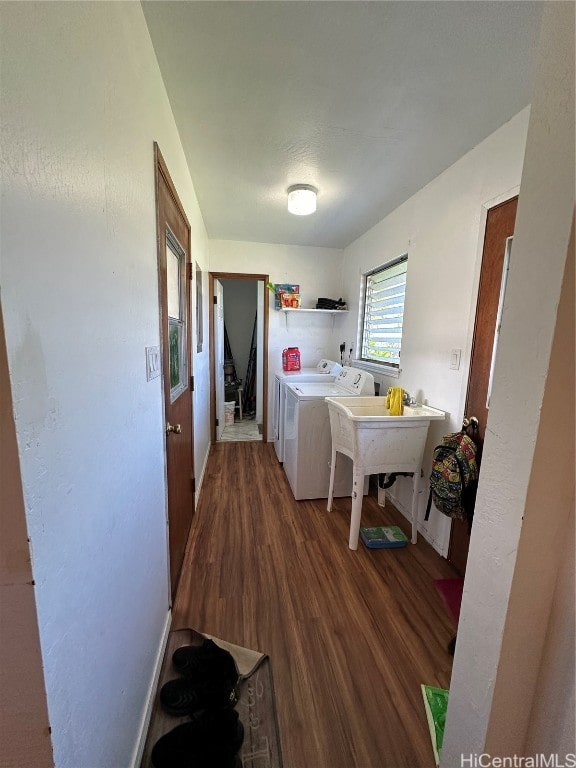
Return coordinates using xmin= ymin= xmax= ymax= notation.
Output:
xmin=425 ymin=422 xmax=479 ymax=532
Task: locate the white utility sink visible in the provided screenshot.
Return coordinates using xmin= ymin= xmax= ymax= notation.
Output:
xmin=325 ymin=396 xmax=445 ymax=549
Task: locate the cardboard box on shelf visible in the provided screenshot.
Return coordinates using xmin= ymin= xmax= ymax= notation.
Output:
xmin=280 ymin=292 xmax=300 ymax=308
xmin=274 ymin=284 xmax=299 ymax=309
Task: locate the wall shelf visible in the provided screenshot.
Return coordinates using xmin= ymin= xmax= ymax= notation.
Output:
xmin=279 ymin=307 xmax=348 ymax=328
xmin=280 ymin=308 xmax=348 ymax=314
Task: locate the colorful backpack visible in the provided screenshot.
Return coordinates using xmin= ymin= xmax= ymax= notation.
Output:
xmin=425 ymin=430 xmax=479 ymax=528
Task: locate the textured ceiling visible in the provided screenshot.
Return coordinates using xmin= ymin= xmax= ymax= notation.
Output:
xmin=143 ymin=1 xmax=543 ymax=249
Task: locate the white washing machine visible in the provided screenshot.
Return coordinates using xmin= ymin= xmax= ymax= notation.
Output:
xmin=283 ymin=367 xmax=375 ymax=500
xmin=273 ymin=359 xmax=342 ymax=463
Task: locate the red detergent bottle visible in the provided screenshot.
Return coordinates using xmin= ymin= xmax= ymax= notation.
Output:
xmin=282 ymin=347 xmax=301 ymax=372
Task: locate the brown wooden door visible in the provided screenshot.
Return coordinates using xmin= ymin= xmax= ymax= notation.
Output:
xmin=155 ymin=144 xmax=195 ymax=598
xmin=448 ymin=196 xmax=518 ymax=574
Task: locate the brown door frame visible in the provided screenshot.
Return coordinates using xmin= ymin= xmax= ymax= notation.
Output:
xmin=154 ymin=142 xmax=195 ymax=597
xmin=209 ymin=272 xmax=269 ymax=444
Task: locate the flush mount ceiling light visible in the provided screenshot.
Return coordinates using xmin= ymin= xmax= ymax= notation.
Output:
xmin=287 ymin=184 xmax=317 ymax=216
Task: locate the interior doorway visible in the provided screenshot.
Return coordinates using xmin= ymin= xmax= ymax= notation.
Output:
xmin=448 ymin=195 xmax=518 ymax=574
xmin=209 ymin=272 xmax=269 ymax=444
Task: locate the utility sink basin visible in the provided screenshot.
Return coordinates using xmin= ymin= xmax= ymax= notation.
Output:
xmin=325 ymin=396 xmax=445 ymax=549
xmin=326 ymin=397 xmax=445 ymax=422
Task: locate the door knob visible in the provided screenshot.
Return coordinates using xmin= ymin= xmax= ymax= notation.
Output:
xmin=166 ymin=422 xmax=182 ymax=435
xmin=462 ymin=416 xmax=479 ymax=429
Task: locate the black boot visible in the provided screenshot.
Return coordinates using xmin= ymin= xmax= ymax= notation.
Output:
xmin=151 ymin=709 xmax=244 ymax=768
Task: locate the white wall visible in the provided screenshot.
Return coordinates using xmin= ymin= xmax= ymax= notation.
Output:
xmin=338 ymin=109 xmax=530 ymax=554
xmin=193 ymin=263 xmax=212 ymax=502
xmin=209 ymin=239 xmax=346 ymax=434
xmin=0 ymin=3 xmax=210 ymax=766
xmin=442 ymin=1 xmax=575 ymax=761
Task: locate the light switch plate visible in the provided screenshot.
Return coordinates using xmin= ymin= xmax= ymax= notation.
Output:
xmin=146 ymin=346 xmax=160 ymax=381
xmin=450 ymin=348 xmax=461 ymax=370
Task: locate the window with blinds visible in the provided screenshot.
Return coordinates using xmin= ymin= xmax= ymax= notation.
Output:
xmin=360 ymin=255 xmax=408 ymax=367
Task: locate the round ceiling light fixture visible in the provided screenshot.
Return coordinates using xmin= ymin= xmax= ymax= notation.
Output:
xmin=287 ymin=184 xmax=317 ymax=216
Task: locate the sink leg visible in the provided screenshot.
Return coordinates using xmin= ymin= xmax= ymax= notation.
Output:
xmin=410 ymin=468 xmax=420 ymax=544
xmin=348 ymin=471 xmax=365 ymax=550
xmin=327 ymin=447 xmax=337 ymax=511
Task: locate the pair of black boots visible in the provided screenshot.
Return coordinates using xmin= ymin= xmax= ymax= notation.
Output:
xmin=151 ymin=638 xmax=244 ymax=768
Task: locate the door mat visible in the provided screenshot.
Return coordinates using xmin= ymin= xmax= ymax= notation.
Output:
xmin=434 ymin=578 xmax=464 ymax=626
xmin=140 ymin=628 xmax=283 ymax=768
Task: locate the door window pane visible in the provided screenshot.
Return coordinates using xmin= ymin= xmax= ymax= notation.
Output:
xmin=169 ymin=320 xmax=183 ymax=390
xmin=166 ymin=228 xmax=187 ymax=401
xmin=167 ymin=246 xmax=180 ymax=319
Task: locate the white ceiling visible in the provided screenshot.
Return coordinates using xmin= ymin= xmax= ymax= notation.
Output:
xmin=143 ymin=1 xmax=543 ymax=249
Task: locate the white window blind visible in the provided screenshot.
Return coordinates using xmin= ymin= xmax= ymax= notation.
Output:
xmin=360 ymin=256 xmax=407 ymax=367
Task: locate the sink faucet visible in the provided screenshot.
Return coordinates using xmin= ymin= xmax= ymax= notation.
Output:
xmin=403 ymin=392 xmax=417 ymax=406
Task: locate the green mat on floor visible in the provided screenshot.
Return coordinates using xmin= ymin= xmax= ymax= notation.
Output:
xmin=421 ymin=684 xmax=449 ymax=766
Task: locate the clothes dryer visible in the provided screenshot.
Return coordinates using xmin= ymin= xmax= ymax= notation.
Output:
xmin=283 ymin=367 xmax=374 ymax=500
xmin=273 ymin=359 xmax=342 ymax=462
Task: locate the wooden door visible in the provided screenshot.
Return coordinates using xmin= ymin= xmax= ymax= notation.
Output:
xmin=448 ymin=196 xmax=518 ymax=574
xmin=155 ymin=144 xmax=195 ymax=598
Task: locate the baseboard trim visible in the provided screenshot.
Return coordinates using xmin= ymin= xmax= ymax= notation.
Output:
xmin=386 ymin=488 xmax=447 ymax=556
xmin=130 ymin=610 xmax=172 ymax=768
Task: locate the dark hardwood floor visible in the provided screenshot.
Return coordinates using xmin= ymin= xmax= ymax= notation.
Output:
xmin=172 ymin=441 xmax=458 ymax=768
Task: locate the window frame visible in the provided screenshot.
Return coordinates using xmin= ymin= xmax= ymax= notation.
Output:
xmin=358 ymin=254 xmax=408 ymax=372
